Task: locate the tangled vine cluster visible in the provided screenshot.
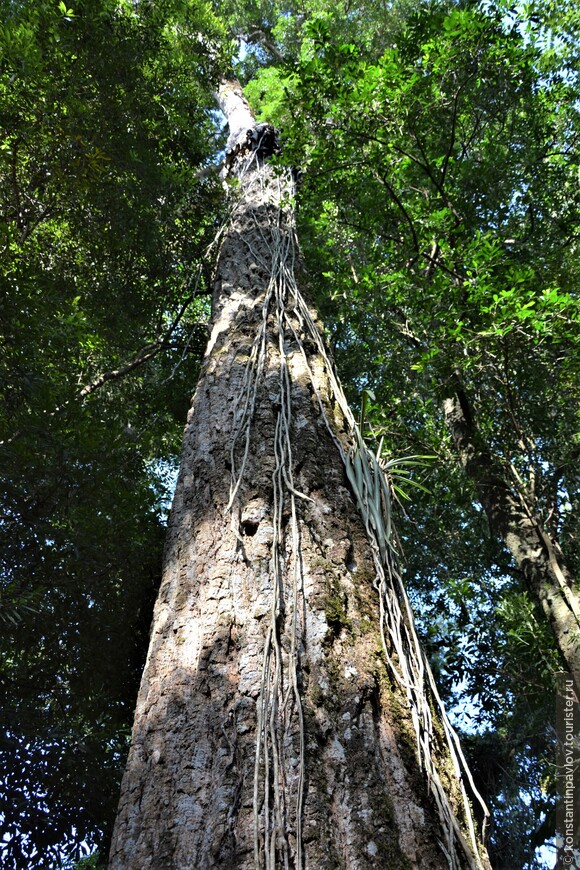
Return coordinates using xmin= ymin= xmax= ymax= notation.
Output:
xmin=223 ymin=142 xmax=489 ymax=870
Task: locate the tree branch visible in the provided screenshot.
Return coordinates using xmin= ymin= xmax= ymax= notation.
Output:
xmin=240 ymin=30 xmax=285 ymax=63
xmin=77 ymin=342 xmax=165 ymax=399
xmin=78 ymin=282 xmax=204 ymax=400
xmin=371 ymin=168 xmax=420 ymax=252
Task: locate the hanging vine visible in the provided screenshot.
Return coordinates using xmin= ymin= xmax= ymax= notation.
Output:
xmin=221 ymin=130 xmax=489 ymax=870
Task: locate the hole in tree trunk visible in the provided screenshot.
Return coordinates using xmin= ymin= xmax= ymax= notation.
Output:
xmin=241 ymin=519 xmax=259 ymax=537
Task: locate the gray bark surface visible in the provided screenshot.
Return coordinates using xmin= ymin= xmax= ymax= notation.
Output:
xmin=109 ymin=90 xmax=490 ymax=870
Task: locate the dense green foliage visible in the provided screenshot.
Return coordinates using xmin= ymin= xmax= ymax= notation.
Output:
xmin=0 ymin=0 xmax=225 ymax=865
xmin=1 ymin=0 xmax=579 ymax=867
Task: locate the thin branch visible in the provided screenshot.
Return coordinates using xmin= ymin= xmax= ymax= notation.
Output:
xmin=18 ymin=204 xmax=54 ymax=245
xmin=371 ymin=168 xmax=420 ymax=252
xmin=0 ymin=270 xmax=210 ymax=450
xmin=77 ymin=342 xmax=165 ymax=399
xmin=501 ymin=342 xmax=537 ymax=493
xmin=240 ymin=30 xmax=285 ymax=63
xmin=408 ymin=124 xmax=462 ymax=226
xmin=439 ymin=85 xmax=461 ymax=189
xmin=420 ymin=246 xmax=464 ymax=283
xmin=78 ymin=276 xmax=206 ymax=400
xmin=387 ymin=304 xmax=425 ymax=349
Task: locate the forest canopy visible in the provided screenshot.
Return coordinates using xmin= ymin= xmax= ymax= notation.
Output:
xmin=0 ymin=0 xmax=578 ymax=867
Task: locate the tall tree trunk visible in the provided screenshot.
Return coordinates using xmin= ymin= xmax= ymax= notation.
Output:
xmin=443 ymin=384 xmax=580 ymax=693
xmin=108 ymin=82 xmax=490 ymax=870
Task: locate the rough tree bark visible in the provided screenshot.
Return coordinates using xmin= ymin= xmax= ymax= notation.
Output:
xmin=443 ymin=384 xmax=580 ymax=694
xmin=108 ymin=82 xmax=491 ymax=870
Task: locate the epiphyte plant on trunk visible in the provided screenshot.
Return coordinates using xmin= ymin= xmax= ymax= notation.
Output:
xmin=108 ymin=80 xmax=490 ymax=869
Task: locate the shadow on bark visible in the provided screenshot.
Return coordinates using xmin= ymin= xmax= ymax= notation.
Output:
xmin=110 ymin=356 xmax=480 ymax=868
